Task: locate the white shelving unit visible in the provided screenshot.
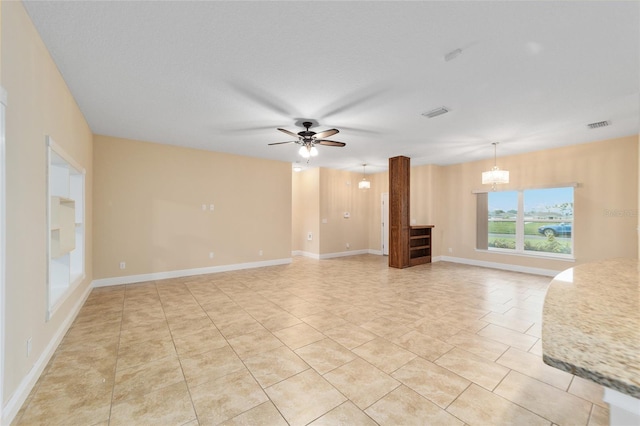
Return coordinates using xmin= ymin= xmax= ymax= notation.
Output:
xmin=47 ymin=137 xmax=85 ymax=319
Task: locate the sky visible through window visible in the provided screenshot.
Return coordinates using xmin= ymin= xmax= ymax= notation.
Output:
xmin=488 ymin=187 xmax=573 ymax=213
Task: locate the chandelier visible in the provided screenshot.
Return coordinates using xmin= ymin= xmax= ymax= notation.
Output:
xmin=482 ymin=142 xmax=509 ymax=190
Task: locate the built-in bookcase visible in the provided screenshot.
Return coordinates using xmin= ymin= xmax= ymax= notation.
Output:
xmin=47 ymin=137 xmax=85 ymax=319
xmin=409 ymin=226 xmax=433 ymax=266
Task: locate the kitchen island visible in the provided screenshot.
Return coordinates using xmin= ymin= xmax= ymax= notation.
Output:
xmin=542 ymin=258 xmax=640 ymax=425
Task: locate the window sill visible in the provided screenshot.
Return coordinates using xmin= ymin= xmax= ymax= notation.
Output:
xmin=476 ymin=248 xmax=576 ymax=262
xmin=47 ymin=273 xmax=85 ymax=321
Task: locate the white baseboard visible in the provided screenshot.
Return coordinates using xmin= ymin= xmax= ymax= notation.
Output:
xmin=293 ymin=249 xmax=382 ymax=260
xmin=2 ymin=281 xmax=93 ymax=425
xmin=92 ymin=258 xmax=292 ymax=287
xmin=320 ymin=249 xmax=370 ymax=259
xmin=291 ymin=250 xmax=320 ymax=259
xmin=438 ymin=255 xmax=559 ymax=277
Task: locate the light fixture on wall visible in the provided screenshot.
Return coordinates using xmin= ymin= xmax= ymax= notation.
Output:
xmin=358 ymin=164 xmax=371 ymax=189
xmin=482 ymin=142 xmax=509 ymax=191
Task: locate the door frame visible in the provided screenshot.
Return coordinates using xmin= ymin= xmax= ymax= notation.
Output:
xmin=381 ymin=192 xmax=389 ymax=255
xmin=0 ymin=86 xmax=7 ymax=422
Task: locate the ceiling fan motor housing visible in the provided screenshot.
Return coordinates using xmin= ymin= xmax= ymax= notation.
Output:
xmin=299 ymin=122 xmax=316 ymax=140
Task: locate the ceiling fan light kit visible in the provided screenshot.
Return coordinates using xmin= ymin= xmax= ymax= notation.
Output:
xmin=269 ymin=121 xmax=346 ymax=160
xmin=482 ymin=142 xmax=509 ymax=191
xmin=298 ymin=144 xmax=318 ymax=158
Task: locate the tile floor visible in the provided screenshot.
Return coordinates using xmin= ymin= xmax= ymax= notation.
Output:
xmin=13 ymin=255 xmax=608 ymax=425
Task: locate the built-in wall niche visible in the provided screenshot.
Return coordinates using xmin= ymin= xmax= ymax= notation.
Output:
xmin=47 ymin=137 xmax=85 ymax=320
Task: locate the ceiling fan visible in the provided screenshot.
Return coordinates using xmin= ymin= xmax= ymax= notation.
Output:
xmin=269 ymin=121 xmax=346 ymax=158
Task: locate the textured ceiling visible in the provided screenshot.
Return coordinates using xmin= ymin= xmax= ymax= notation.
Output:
xmin=23 ymin=1 xmax=640 ymax=173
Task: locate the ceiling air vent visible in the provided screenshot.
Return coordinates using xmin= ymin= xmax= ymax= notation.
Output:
xmin=422 ymin=107 xmax=449 ymax=118
xmin=587 ymin=120 xmax=610 ymax=129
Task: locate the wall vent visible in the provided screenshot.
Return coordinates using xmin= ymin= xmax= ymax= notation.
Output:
xmin=422 ymin=107 xmax=449 ymax=118
xmin=587 ymin=120 xmax=610 ymax=129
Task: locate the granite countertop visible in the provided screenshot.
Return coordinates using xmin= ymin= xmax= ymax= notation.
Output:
xmin=542 ymin=258 xmax=640 ymax=398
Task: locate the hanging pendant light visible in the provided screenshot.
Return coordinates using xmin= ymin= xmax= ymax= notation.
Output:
xmin=358 ymin=163 xmax=371 ymax=189
xmin=482 ymin=142 xmax=509 ymax=191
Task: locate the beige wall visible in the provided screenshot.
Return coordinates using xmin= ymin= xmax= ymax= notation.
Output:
xmin=438 ymin=135 xmax=638 ymax=271
xmin=318 ymin=168 xmax=370 ymax=255
xmin=93 ymin=135 xmax=292 ymax=278
xmin=291 ymin=167 xmax=370 ymax=256
xmin=365 ymin=165 xmax=444 ymax=256
xmin=2 ymin=1 xmax=93 ymax=407
xmin=292 ymin=168 xmax=320 ymax=254
xmin=359 ymin=136 xmax=637 ymax=271
xmin=411 ymin=164 xmax=444 ymax=257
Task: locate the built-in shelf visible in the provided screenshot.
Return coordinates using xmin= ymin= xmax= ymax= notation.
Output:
xmin=48 ymin=137 xmax=85 ymax=319
xmin=389 ymin=156 xmax=434 ymax=268
xmin=50 ymin=196 xmax=75 ymax=258
xmin=409 ymin=225 xmax=433 ymax=266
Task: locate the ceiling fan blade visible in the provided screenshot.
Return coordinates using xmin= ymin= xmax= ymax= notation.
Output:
xmin=316 ymin=140 xmax=346 ymax=147
xmin=313 ymin=129 xmax=339 ymax=139
xmin=277 ymin=128 xmax=300 ymax=139
xmin=268 ymin=141 xmax=297 ymax=145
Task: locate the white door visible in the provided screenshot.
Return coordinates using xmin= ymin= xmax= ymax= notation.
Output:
xmin=381 ymin=193 xmax=389 ymax=255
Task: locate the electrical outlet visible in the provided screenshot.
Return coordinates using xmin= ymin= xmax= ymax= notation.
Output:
xmin=201 ymin=204 xmax=207 ymax=211
xmin=119 ymin=261 xmax=126 ymax=269
xmin=448 ymin=248 xmax=453 ymax=253
xmin=27 ymin=337 xmax=32 ymax=357
xmin=209 ymin=252 xmax=214 ymax=259
xmin=307 ymin=232 xmax=313 ymax=241
xmin=346 ymin=243 xmax=350 ymax=249
xmin=259 ymin=250 xmax=263 ymax=256
xmin=209 ymin=204 xmax=214 ymax=211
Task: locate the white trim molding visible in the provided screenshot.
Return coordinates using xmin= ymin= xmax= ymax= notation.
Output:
xmin=438 ymin=255 xmax=560 ymax=277
xmin=471 ymin=182 xmax=580 ymax=194
xmin=291 ymin=250 xmax=320 ymax=259
xmin=293 ymin=249 xmax=382 ymax=260
xmin=603 ymin=387 xmax=640 ymax=425
xmin=92 ymin=258 xmax=292 ymax=287
xmin=2 ymin=281 xmax=92 ymax=425
xmin=0 ymin=86 xmax=7 ymax=425
xmin=319 ymin=249 xmax=370 ymax=259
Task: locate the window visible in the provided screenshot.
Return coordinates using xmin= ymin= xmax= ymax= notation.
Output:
xmin=487 ymin=191 xmax=518 ymax=251
xmin=478 ymin=186 xmax=574 ymax=258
